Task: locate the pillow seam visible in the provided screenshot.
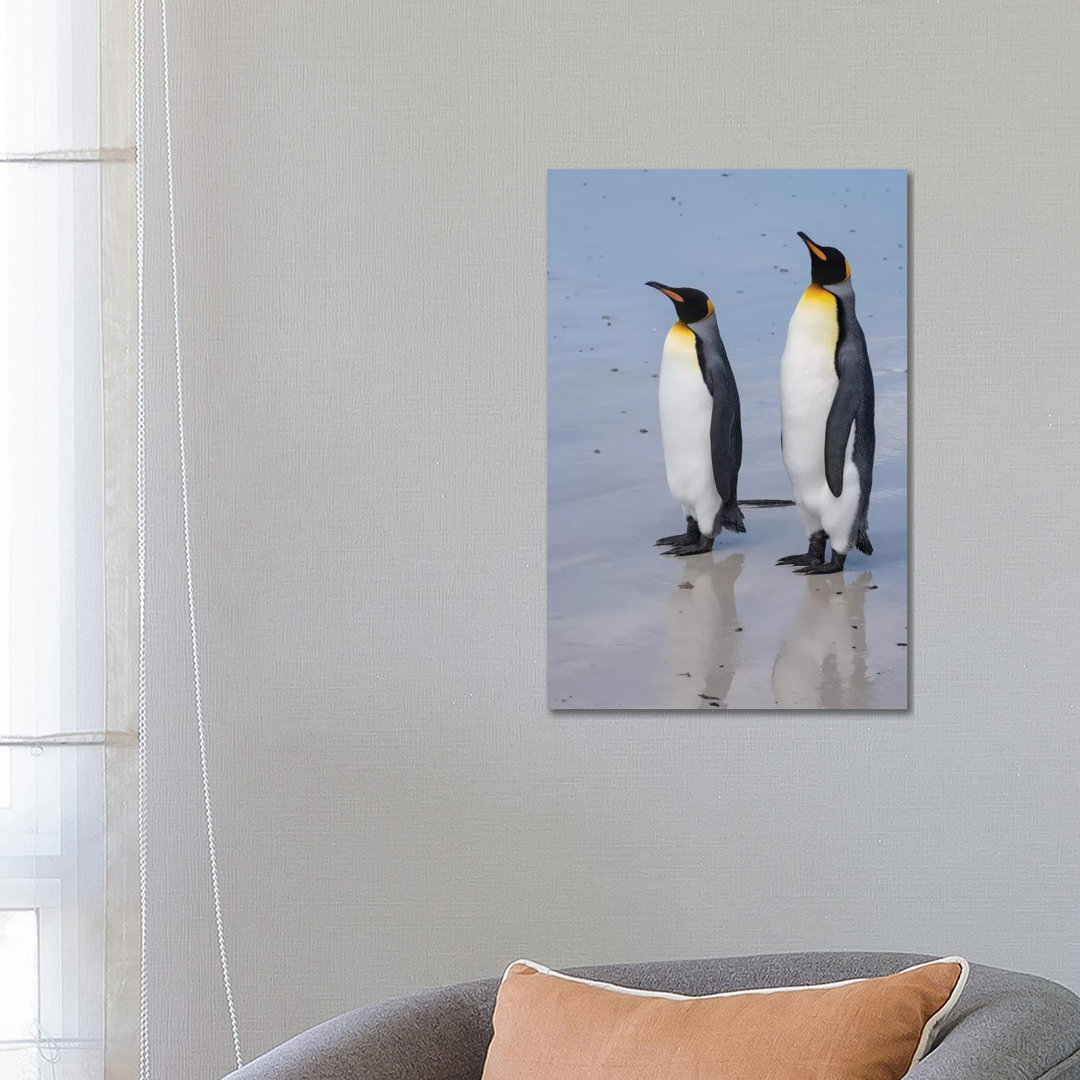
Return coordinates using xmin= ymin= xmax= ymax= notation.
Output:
xmin=505 ymin=957 xmax=965 ymax=1002
xmin=908 ymin=957 xmax=970 ymax=1066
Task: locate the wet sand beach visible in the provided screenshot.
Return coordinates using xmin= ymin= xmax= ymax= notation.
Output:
xmin=548 ymin=170 xmax=908 ymax=710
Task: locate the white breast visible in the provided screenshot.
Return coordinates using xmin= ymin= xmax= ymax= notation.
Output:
xmin=780 ymin=287 xmax=840 ymax=501
xmin=779 ymin=286 xmax=864 ymax=550
xmin=658 ymin=323 xmax=721 ymax=527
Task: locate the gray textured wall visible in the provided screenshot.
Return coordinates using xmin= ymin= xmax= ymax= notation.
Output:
xmin=137 ymin=1 xmax=1080 ymax=1076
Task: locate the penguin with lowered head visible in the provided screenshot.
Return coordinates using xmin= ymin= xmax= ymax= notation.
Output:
xmin=646 ymin=282 xmax=745 ymax=555
xmin=777 ymin=232 xmax=875 ymax=574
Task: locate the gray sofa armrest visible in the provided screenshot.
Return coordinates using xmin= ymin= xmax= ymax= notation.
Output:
xmin=909 ymin=965 xmax=1080 ymax=1080
xmin=223 ymin=979 xmax=497 ymax=1080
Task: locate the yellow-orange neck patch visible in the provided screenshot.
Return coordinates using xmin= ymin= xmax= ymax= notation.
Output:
xmin=800 ymin=283 xmax=837 ymax=306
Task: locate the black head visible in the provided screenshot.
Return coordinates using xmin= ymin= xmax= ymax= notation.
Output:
xmin=645 ymin=282 xmax=712 ymax=324
xmin=797 ymin=232 xmax=851 ymax=286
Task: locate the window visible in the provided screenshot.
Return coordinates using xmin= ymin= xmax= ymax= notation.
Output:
xmin=1 ymin=2 xmax=110 ymax=1077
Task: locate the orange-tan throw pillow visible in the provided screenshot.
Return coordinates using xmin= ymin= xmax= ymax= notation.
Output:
xmin=481 ymin=957 xmax=968 ymax=1080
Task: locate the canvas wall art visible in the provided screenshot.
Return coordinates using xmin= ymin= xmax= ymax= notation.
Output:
xmin=548 ymin=169 xmax=908 ymax=710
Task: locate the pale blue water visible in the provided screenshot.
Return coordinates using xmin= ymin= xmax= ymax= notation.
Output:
xmin=547 ymin=169 xmax=908 ymax=710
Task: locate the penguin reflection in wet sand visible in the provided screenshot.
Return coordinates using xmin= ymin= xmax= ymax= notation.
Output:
xmin=646 ymin=283 xmax=745 ymax=555
xmin=777 ymin=233 xmax=875 ymax=575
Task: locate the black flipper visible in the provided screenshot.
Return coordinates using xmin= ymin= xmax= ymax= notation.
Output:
xmin=824 ymin=379 xmax=858 ymax=499
xmin=694 ymin=323 xmax=744 ymax=535
xmin=824 ymin=283 xmax=876 ymax=551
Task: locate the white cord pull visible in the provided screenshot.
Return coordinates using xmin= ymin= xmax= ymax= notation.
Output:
xmin=134 ymin=0 xmax=151 ymax=1072
xmin=135 ymin=0 xmax=244 ymax=1071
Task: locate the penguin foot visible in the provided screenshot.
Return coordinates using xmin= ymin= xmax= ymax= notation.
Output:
xmin=794 ymin=556 xmax=848 ymax=576
xmin=776 ymin=552 xmax=821 ymax=567
xmin=656 ymin=517 xmax=701 ymax=548
xmin=661 ymin=537 xmax=715 ymax=557
xmin=776 ymin=530 xmax=828 ymax=568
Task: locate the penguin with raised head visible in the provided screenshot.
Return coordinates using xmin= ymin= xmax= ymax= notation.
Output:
xmin=646 ymin=283 xmax=745 ymax=555
xmin=777 ymin=233 xmax=875 ymax=574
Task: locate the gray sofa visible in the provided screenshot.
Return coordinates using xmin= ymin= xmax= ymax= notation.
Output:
xmin=223 ymin=951 xmax=1080 ymax=1079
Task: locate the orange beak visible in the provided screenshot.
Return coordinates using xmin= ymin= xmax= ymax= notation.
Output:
xmin=797 ymin=232 xmax=828 ymax=261
xmin=645 ymin=281 xmax=685 ymax=303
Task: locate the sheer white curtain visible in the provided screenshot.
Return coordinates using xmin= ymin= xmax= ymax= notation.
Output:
xmin=1 ymin=2 xmax=137 ymax=1078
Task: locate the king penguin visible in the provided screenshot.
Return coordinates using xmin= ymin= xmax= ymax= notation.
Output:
xmin=777 ymin=232 xmax=875 ymax=574
xmin=646 ymin=282 xmax=745 ymax=555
